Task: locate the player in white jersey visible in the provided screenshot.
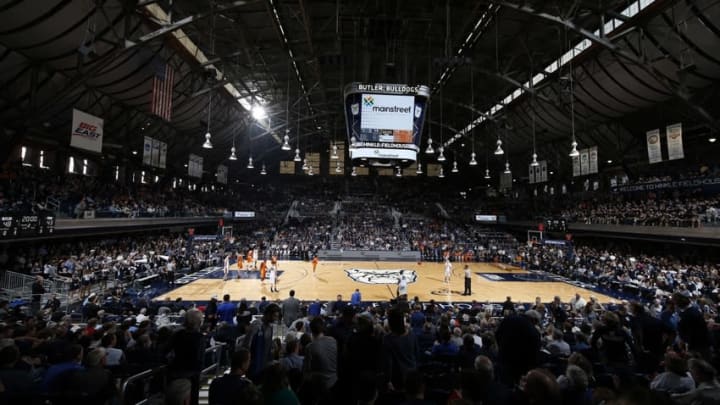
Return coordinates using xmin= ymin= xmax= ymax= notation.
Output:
xmin=223 ymin=254 xmax=231 ymax=281
xmin=397 ymin=270 xmax=408 ymax=298
xmin=268 ymin=265 xmax=278 ymax=292
xmin=443 ymin=259 xmax=453 ymax=283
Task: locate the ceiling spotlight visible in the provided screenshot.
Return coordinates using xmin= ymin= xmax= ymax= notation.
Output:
xmin=202 ymin=132 xmax=213 ymax=149
xmin=569 ymin=140 xmax=579 ymax=157
xmin=132 ymin=150 xmax=138 ymax=155
xmin=504 ymin=161 xmax=511 ymax=174
xmin=251 ymin=105 xmax=267 ymax=120
xmin=294 ymin=148 xmax=302 ymax=162
xmin=469 ymin=152 xmax=478 ymax=166
xmin=494 ymin=139 xmax=504 ymax=155
xmin=395 ymin=167 xmax=402 ymax=177
xmin=331 ymin=144 xmax=339 ymax=159
xmin=438 ymin=166 xmax=445 ymax=178
xmin=437 ymin=147 xmax=446 ymax=162
xmin=302 ymin=159 xmax=308 ymax=171
xmin=260 ymin=164 xmax=267 ymax=175
xmin=531 ymin=153 xmax=539 ymax=167
xmin=416 ymin=163 xmax=423 ymax=175
xmin=229 ymin=146 xmax=237 ymax=160
xmin=335 ymin=161 xmax=342 ymax=173
xmin=425 ymin=138 xmax=435 ymax=154
xmin=247 ymin=156 xmax=254 ymax=169
xmin=452 ymin=160 xmax=459 ymax=173
xmin=484 ymin=169 xmax=490 ymax=179
xmin=281 ymin=135 xmax=291 ymax=151
xmin=607 ymin=159 xmax=613 ymax=164
xmin=351 ymin=167 xmax=357 ymax=177
xmin=709 ymin=137 xmax=717 ymax=143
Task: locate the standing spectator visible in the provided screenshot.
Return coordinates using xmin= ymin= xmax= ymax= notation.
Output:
xmin=242 ymin=303 xmax=280 ymax=382
xmin=169 ymin=309 xmax=206 ymax=405
xmin=650 ymin=351 xmax=695 ymax=394
xmin=217 ymin=294 xmax=236 ymax=325
xmin=31 ymin=276 xmax=45 ymax=315
xmin=303 ymin=316 xmax=338 ymax=403
xmin=383 ymin=308 xmax=418 ymax=391
xmin=674 ymin=293 xmax=711 ymax=356
xmin=209 ymin=348 xmax=258 ymax=405
xmin=671 ymin=358 xmax=720 ymax=404
xmin=282 ymin=290 xmax=301 ymax=328
xmin=350 ymin=289 xmax=362 ymax=308
xmin=463 ymin=265 xmax=472 ymax=296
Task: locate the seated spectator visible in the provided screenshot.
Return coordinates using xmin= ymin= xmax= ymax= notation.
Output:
xmin=261 ymin=363 xmax=299 ymax=405
xmin=671 ymin=358 xmax=720 ymax=404
xmin=650 ymin=351 xmax=694 ymax=394
xmin=546 ymin=329 xmax=571 ymax=357
xmin=431 ymin=328 xmax=459 ymax=357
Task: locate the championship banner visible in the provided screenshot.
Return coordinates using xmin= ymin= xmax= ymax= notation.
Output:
xmin=216 ymin=165 xmax=228 ymax=184
xmin=646 ymin=129 xmax=662 ymax=164
xmin=151 ymin=138 xmax=161 ymax=167
xmin=666 ymin=123 xmax=684 ymax=160
xmin=279 ymin=161 xmax=295 ymax=175
xmin=589 ymin=146 xmax=598 ymax=174
xmin=499 ymin=172 xmax=512 ymax=191
xmin=539 ymin=160 xmax=548 ymax=183
xmin=70 ymin=109 xmax=104 ymax=153
xmin=188 ymin=154 xmax=203 ymax=178
xmin=143 ymin=136 xmax=153 ymax=166
xmin=572 ymin=155 xmax=581 ymax=177
xmin=159 ymin=141 xmax=167 ymax=169
xmin=580 ymin=148 xmax=589 ymax=175
xmin=528 ymin=164 xmax=536 ymax=184
xmin=355 ymin=167 xmax=369 ymax=176
xmin=306 ymin=152 xmax=321 ymax=174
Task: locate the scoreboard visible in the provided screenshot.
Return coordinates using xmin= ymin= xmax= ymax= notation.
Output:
xmin=0 ymin=214 xmax=55 ymax=238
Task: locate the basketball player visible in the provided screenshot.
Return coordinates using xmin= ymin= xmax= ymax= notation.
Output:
xmin=443 ymin=259 xmax=453 ymax=283
xmin=312 ymin=255 xmax=319 ymax=275
xmin=260 ymin=259 xmax=268 ymax=282
xmin=397 ymin=270 xmax=408 ymax=299
xmin=268 ymin=264 xmax=278 ymax=293
xmin=223 ymin=253 xmax=231 ymax=281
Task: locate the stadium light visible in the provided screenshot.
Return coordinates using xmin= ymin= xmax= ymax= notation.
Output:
xmin=281 ymin=134 xmax=291 ymax=150
xmin=416 ymin=163 xmax=423 ymax=174
xmin=335 ymin=161 xmax=342 ymax=173
xmin=504 ymin=161 xmax=511 ymax=174
xmin=294 ymin=148 xmax=302 ymax=162
xmin=229 ymin=146 xmax=237 ymax=160
xmin=260 ymin=164 xmax=267 ymax=175
xmin=247 ymin=156 xmax=254 ymax=169
xmin=252 ymin=105 xmax=267 ymax=120
xmin=438 ymin=166 xmax=445 ymax=178
xmin=437 ymin=146 xmax=446 ymax=162
xmin=452 ymin=160 xmax=459 ymax=173
xmin=469 ymin=152 xmax=478 ymax=166
xmin=351 ymin=167 xmax=357 ymax=176
xmin=202 ymin=132 xmax=213 ymax=149
xmin=494 ymin=139 xmax=503 ymax=155
xmin=331 ymin=144 xmax=339 ymax=159
xmin=484 ymin=169 xmax=490 ymax=179
xmin=569 ymin=140 xmax=579 ymax=157
xmin=395 ymin=167 xmax=402 ymax=177
xmin=425 ymin=138 xmax=435 ymax=154
xmin=530 ymin=153 xmax=539 ymax=167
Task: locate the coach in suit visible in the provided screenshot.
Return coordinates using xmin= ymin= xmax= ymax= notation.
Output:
xmin=282 ymin=290 xmax=301 ymax=327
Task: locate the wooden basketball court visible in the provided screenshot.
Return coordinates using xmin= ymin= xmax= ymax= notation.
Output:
xmin=154 ymin=260 xmax=618 ymax=304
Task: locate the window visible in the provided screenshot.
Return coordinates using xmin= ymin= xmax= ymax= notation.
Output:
xmin=68 ymin=157 xmax=75 ymax=174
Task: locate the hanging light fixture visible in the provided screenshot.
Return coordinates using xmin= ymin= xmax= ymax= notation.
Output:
xmin=302 ymin=158 xmax=308 ymax=171
xmin=260 ymin=164 xmax=267 ymax=175
xmin=331 ymin=144 xmax=338 ymax=159
xmin=452 ymin=160 xmax=459 ymax=173
xmin=569 ymin=140 xmax=579 ymax=157
xmin=293 ymin=148 xmax=302 ymax=162
xmin=484 ymin=168 xmax=491 ymax=179
xmin=203 ymin=133 xmax=213 ymax=149
xmin=202 ymin=92 xmax=213 ymax=148
xmin=531 ymin=153 xmax=539 ymax=167
xmin=282 ymin=133 xmax=291 ymax=151
xmin=425 ymin=101 xmax=434 ymax=154
xmin=437 ymin=146 xmax=446 ymax=162
xmin=247 ymin=156 xmax=254 ymax=169
xmin=438 ymin=166 xmax=445 ymax=178
xmin=416 ymin=162 xmax=423 ymax=174
xmin=504 ymin=161 xmax=511 ymax=174
xmin=351 ymin=167 xmax=357 ymax=177
xmin=229 ymin=146 xmax=237 ymax=161
xmin=308 ymin=165 xmax=314 ymax=176
xmin=494 ymin=138 xmax=504 ymax=155
xmin=395 ymin=167 xmax=402 ymax=177
xmin=350 ymin=136 xmax=357 ymax=147
xmin=335 ymin=161 xmax=342 ymax=173
xmin=469 ymin=152 xmax=478 ymax=166
xmin=469 ymin=63 xmax=478 ymax=167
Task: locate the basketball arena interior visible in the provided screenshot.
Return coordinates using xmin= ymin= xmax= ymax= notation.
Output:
xmin=1 ymin=1 xmax=720 ymax=404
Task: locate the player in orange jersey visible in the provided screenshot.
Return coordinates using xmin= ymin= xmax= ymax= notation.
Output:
xmin=260 ymin=259 xmax=267 ymax=281
xmin=312 ymin=256 xmax=319 ymax=274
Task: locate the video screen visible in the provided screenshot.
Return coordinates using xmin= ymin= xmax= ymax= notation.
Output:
xmin=475 ymin=214 xmax=498 ymax=223
xmin=344 ymin=83 xmax=429 ymax=165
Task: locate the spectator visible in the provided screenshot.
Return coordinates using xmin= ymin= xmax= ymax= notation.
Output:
xmin=216 ymin=294 xmax=236 ymax=325
xmin=302 ymin=316 xmax=338 ymax=402
xmin=282 ymin=290 xmax=301 ymax=328
xmin=650 ymin=351 xmax=694 ymax=394
xmin=208 ymin=348 xmax=259 ymax=405
xmin=671 ymin=358 xmax=720 ymax=404
xmin=242 ymin=303 xmax=280 ymax=382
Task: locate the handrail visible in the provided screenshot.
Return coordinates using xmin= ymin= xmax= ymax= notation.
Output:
xmin=201 ymin=342 xmax=226 ymax=378
xmin=120 ymin=365 xmax=167 ymax=405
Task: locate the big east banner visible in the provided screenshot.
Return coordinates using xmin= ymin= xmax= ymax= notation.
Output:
xmin=71 ymin=109 xmax=104 ymax=153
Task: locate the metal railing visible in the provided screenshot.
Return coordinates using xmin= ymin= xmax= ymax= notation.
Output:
xmin=120 ymin=366 xmax=167 ymax=405
xmin=201 ymin=342 xmax=227 ymax=378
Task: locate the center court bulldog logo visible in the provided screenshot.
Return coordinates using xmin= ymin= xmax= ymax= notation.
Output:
xmin=344 ymin=268 xmax=417 ymax=285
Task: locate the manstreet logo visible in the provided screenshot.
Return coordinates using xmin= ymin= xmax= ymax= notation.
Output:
xmin=344 ymin=268 xmax=417 ymax=284
xmin=363 ymin=95 xmax=375 ymax=107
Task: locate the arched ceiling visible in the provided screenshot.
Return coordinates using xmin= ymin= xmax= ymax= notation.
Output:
xmin=0 ymin=0 xmax=718 ymax=178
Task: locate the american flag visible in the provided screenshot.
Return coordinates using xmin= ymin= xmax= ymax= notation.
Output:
xmin=151 ymin=63 xmax=174 ymax=121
